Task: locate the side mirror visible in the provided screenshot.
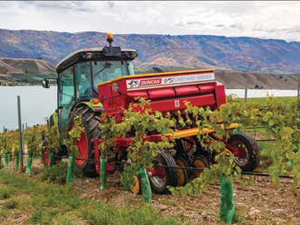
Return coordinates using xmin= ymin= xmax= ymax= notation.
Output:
xmin=42 ymin=79 xmax=50 ymax=88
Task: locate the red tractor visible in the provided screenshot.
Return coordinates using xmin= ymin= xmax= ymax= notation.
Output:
xmin=42 ymin=33 xmax=260 ymax=193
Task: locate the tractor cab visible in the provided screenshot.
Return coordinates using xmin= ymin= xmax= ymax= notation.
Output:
xmin=43 ymin=33 xmax=138 ymax=130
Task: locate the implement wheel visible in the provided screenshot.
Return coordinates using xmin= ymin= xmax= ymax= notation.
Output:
xmin=228 ymin=133 xmax=260 ymax=171
xmin=149 ymin=150 xmax=178 ymax=194
xmin=175 ymin=158 xmax=189 ymax=186
xmin=68 ymin=106 xmax=102 ymax=176
xmin=192 ymin=154 xmax=209 ymax=178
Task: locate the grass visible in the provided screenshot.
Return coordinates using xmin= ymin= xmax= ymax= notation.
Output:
xmin=5 ymin=200 xmax=18 ymax=209
xmin=41 ymin=161 xmax=68 ymax=184
xmin=0 ymin=171 xmax=178 ymax=225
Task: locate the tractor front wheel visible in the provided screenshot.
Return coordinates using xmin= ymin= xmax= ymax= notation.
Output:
xmin=68 ymin=106 xmax=102 ymax=176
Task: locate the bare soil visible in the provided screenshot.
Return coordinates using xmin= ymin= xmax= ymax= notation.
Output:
xmin=68 ymin=170 xmax=300 ymax=225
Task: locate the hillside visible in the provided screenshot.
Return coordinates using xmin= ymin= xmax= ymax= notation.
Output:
xmin=0 ymin=58 xmax=55 ymax=76
xmin=0 ymin=57 xmax=298 ymax=89
xmin=0 ymin=58 xmax=55 ymax=85
xmin=0 ymin=29 xmax=300 ymax=74
xmin=215 ymin=70 xmax=298 ymax=89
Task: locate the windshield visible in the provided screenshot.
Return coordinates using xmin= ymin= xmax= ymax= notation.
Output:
xmin=93 ymin=60 xmax=134 ymax=90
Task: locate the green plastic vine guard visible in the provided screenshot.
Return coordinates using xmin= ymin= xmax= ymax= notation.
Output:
xmin=25 ymin=154 xmax=32 ymax=174
xmin=139 ymin=168 xmax=152 ymax=203
xmin=15 ymin=156 xmax=19 ymax=171
xmin=49 ymin=152 xmax=54 ymax=168
xmin=219 ymin=176 xmax=235 ymax=224
xmin=66 ymin=156 xmax=74 ymax=185
xmin=4 ymin=153 xmax=9 ymax=169
xmin=100 ymin=158 xmax=107 ymax=190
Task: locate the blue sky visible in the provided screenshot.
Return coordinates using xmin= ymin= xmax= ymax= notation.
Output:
xmin=1 ymin=1 xmax=300 ymax=41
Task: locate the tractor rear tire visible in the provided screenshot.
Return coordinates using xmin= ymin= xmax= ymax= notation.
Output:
xmin=149 ymin=150 xmax=178 ymax=194
xmin=68 ymin=106 xmax=102 ymax=177
xmin=228 ymin=133 xmax=260 ymax=172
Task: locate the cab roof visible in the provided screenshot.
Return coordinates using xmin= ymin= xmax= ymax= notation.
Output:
xmin=56 ymin=47 xmax=137 ymax=74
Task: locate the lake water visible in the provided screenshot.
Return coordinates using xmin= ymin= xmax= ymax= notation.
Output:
xmin=0 ymin=86 xmax=298 ymax=131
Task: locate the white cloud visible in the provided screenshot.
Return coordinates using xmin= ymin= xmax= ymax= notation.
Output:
xmin=0 ymin=1 xmax=300 ymax=41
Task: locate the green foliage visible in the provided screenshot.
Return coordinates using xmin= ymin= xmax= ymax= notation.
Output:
xmin=170 ymin=152 xmax=240 ymax=196
xmin=171 ymin=96 xmax=299 ymax=195
xmin=119 ymin=163 xmax=139 ymax=191
xmin=44 ymin=124 xmax=61 ymax=154
xmin=98 ymin=113 xmax=118 ymax=159
xmin=65 ymin=115 xmax=84 ymax=158
xmin=101 ymin=98 xmax=176 ymax=190
xmin=243 ymin=97 xmax=299 ymax=187
xmin=5 ymin=130 xmax=20 ymax=159
xmin=169 ymin=103 xmax=242 ymax=196
xmin=24 ymin=125 xmax=43 ymax=156
xmin=42 ymin=162 xmax=67 ymax=184
xmin=229 ymin=97 xmax=299 ymax=187
xmin=13 ymin=144 xmax=19 ymax=159
xmin=0 ymin=130 xmax=12 ymax=156
xmin=98 ymin=96 xmax=300 ymax=195
xmin=121 ymin=99 xmax=175 ymax=169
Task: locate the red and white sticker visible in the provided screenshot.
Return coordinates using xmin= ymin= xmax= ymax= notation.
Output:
xmin=126 ymin=72 xmax=215 ymax=90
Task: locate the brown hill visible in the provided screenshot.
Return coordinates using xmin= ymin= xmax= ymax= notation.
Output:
xmin=215 ymin=70 xmax=299 ymax=89
xmin=0 ymin=58 xmax=55 ymax=76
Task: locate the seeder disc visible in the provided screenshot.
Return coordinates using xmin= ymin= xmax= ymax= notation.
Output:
xmin=175 ymin=158 xmax=189 ymax=186
xmin=192 ymin=155 xmax=209 ymax=178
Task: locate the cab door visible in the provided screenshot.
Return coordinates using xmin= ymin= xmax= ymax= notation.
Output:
xmin=74 ymin=61 xmax=93 ymax=100
xmin=58 ymin=66 xmax=75 ymax=131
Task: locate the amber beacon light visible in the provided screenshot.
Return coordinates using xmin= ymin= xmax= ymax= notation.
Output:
xmin=106 ymin=33 xmax=114 ymax=46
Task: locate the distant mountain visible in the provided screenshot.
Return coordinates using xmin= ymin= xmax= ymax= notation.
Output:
xmin=0 ymin=58 xmax=55 ymax=76
xmin=0 ymin=57 xmax=55 ymax=85
xmin=0 ymin=29 xmax=300 ymax=74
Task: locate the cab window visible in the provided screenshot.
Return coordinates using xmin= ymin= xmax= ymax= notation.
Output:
xmin=58 ymin=66 xmax=75 ymax=129
xmin=93 ymin=60 xmax=134 ymax=90
xmin=58 ymin=67 xmax=75 ymax=107
xmin=75 ymin=61 xmax=92 ymax=99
